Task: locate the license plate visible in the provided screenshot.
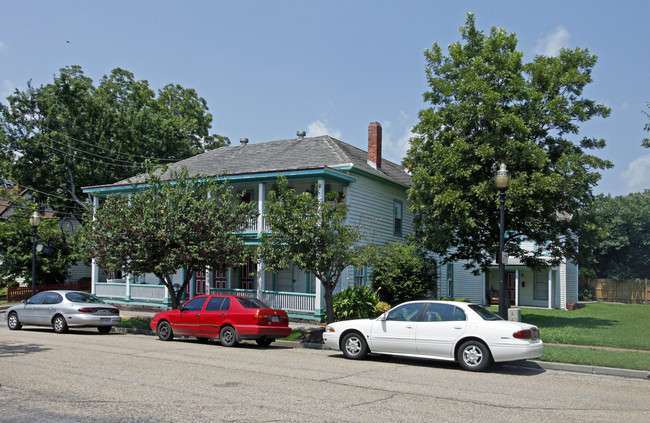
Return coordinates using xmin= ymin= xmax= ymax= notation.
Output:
xmin=100 ymin=318 xmax=111 ymax=324
xmin=270 ymin=316 xmax=282 ymax=323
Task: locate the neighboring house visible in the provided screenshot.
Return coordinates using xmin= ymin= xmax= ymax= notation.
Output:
xmin=435 ymin=239 xmax=579 ymax=310
xmin=81 ymin=122 xmax=414 ymax=320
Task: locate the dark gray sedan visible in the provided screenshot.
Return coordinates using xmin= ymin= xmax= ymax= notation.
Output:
xmin=6 ymin=290 xmax=121 ymax=334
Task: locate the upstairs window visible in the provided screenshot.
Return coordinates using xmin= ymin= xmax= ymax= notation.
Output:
xmin=393 ymin=200 xmax=403 ymax=236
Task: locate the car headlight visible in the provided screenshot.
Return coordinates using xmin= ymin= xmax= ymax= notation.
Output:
xmin=325 ymin=326 xmax=335 ymax=333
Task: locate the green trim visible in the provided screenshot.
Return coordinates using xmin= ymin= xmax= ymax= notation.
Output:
xmin=332 ymin=164 xmax=410 ymax=191
xmin=82 ymin=168 xmax=355 ymax=196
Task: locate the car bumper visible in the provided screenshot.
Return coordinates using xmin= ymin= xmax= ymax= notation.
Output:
xmin=235 ymin=325 xmax=292 ymax=339
xmin=491 ymin=340 xmax=544 ymax=362
xmin=64 ymin=314 xmax=122 ymax=327
xmin=322 ymin=333 xmax=340 ymax=351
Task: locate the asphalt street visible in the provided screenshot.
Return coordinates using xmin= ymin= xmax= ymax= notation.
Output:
xmin=1 ymin=320 xmax=649 ymax=422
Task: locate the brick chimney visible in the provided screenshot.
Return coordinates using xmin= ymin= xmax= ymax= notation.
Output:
xmin=367 ymin=122 xmax=382 ymax=170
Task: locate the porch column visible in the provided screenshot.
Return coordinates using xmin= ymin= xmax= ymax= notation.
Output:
xmin=314 ymin=179 xmax=326 ymax=318
xmin=90 ymin=196 xmax=99 ymax=295
xmin=514 ymin=269 xmax=519 ymax=307
xmin=548 ymin=269 xmax=553 ymax=309
xmin=257 ymin=259 xmax=265 ymax=298
xmin=125 ymin=273 xmax=132 ymax=300
xmin=258 ymin=182 xmax=265 ymax=233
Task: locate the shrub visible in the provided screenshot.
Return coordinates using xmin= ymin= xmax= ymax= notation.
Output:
xmin=372 ymin=243 xmax=437 ymax=305
xmin=332 ymin=286 xmax=380 ymax=321
xmin=578 ymin=284 xmax=597 ymax=301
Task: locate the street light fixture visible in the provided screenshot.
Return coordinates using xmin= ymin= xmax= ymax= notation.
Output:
xmin=29 ymin=211 xmax=41 ymax=296
xmin=495 ymin=163 xmax=511 ymax=319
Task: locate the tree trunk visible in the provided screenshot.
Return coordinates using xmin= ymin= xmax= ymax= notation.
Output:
xmin=324 ymin=283 xmax=335 ymax=324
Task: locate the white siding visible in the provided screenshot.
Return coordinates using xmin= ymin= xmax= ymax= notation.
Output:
xmin=565 ymin=259 xmax=579 ymax=304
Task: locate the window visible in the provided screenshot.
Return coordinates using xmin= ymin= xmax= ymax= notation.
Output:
xmin=393 ymin=200 xmax=403 ymax=235
xmin=182 ymin=296 xmax=207 ymax=312
xmin=66 ymin=292 xmax=103 ymax=303
xmin=43 ymin=292 xmax=62 ymax=305
xmin=423 ymin=303 xmax=466 ymax=322
xmin=354 ymin=267 xmax=366 ymax=287
xmin=27 ymin=292 xmax=47 ymax=304
xmin=206 ymin=296 xmax=229 ymax=312
xmin=386 ymin=303 xmax=424 ymax=322
xmin=236 ymin=297 xmax=270 ymax=309
xmin=534 ymin=271 xmax=549 ymax=300
xmin=468 ymin=304 xmax=503 ymax=321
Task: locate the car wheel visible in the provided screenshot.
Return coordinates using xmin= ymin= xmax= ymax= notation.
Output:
xmin=157 ymin=321 xmax=174 ymax=341
xmin=52 ymin=315 xmax=68 ymax=334
xmin=219 ymin=326 xmax=238 ymax=347
xmin=457 ymin=340 xmax=492 ymax=371
xmin=255 ymin=338 xmax=274 ymax=347
xmin=97 ymin=326 xmax=112 ymax=334
xmin=341 ymin=332 xmax=368 ymax=360
xmin=7 ymin=312 xmax=22 ymax=330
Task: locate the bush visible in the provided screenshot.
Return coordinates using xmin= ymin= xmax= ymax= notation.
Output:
xmin=578 ymin=284 xmax=597 ymax=301
xmin=372 ymin=243 xmax=436 ymax=305
xmin=332 ymin=286 xmax=380 ymax=321
xmin=440 ymin=297 xmax=471 ymax=302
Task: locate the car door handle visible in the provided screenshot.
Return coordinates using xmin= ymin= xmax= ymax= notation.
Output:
xmin=194 ymin=313 xmax=201 ymax=317
xmin=220 ymin=314 xmax=226 ymax=317
xmin=406 ymin=325 xmax=414 ymax=329
xmin=453 ymin=326 xmax=464 ymax=329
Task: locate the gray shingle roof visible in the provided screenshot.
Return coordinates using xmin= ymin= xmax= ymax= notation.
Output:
xmin=114 ymin=135 xmax=411 ymax=187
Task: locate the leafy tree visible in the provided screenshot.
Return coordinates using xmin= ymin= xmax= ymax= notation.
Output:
xmin=372 ymin=242 xmax=437 ymax=305
xmin=0 ymin=190 xmax=75 ymax=287
xmin=405 ymin=14 xmax=611 ymax=273
xmin=258 ymin=177 xmax=368 ymax=324
xmin=578 ymin=191 xmax=650 ymax=280
xmin=77 ymin=169 xmax=257 ymax=309
xmin=0 ymin=66 xmax=228 ymax=218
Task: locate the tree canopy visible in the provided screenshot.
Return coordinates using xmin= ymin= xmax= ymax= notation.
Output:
xmin=78 ymin=169 xmax=257 ymax=309
xmin=405 ymin=14 xmax=611 ymax=272
xmin=258 ymin=177 xmax=368 ymax=324
xmin=0 ymin=66 xmax=228 ymax=219
xmin=643 ymin=102 xmax=650 ymax=148
xmin=0 ymin=189 xmax=75 ymax=287
xmin=578 ymin=191 xmax=650 ymax=280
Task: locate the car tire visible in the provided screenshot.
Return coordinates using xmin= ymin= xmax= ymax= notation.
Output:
xmin=219 ymin=326 xmax=238 ymax=347
xmin=255 ymin=338 xmax=274 ymax=347
xmin=53 ymin=315 xmax=68 ymax=334
xmin=97 ymin=326 xmax=112 ymax=334
xmin=341 ymin=332 xmax=368 ymax=360
xmin=157 ymin=321 xmax=174 ymax=341
xmin=7 ymin=312 xmax=22 ymax=330
xmin=457 ymin=340 xmax=492 ymax=372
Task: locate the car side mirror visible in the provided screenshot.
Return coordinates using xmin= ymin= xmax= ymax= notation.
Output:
xmin=178 ymin=305 xmax=184 ymax=313
xmin=378 ymin=312 xmax=387 ymax=321
xmin=22 ymin=299 xmax=27 ymax=305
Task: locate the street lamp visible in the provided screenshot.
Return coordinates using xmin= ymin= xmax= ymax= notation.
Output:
xmin=495 ymin=163 xmax=511 ymax=319
xmin=29 ymin=211 xmax=41 ymax=296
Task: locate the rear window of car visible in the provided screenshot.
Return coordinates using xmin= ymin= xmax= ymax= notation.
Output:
xmin=65 ymin=292 xmax=104 ymax=303
xmin=236 ymin=297 xmax=270 ymax=309
xmin=206 ymin=296 xmax=230 ymax=312
xmin=468 ymin=304 xmax=503 ymax=321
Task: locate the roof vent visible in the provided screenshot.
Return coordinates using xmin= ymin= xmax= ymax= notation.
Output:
xmin=296 ymin=131 xmax=306 ymax=140
xmin=240 ymin=138 xmax=249 ymax=146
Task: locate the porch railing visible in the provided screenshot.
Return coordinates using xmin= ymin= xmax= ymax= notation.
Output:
xmin=209 ymin=288 xmax=315 ymax=313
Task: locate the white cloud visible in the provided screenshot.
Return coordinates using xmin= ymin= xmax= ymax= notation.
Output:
xmin=0 ymin=41 xmax=6 ymax=53
xmin=534 ymin=26 xmax=570 ymax=57
xmin=382 ymin=126 xmax=415 ymax=165
xmin=621 ymin=155 xmax=650 ymax=192
xmin=306 ymin=120 xmax=342 ymax=139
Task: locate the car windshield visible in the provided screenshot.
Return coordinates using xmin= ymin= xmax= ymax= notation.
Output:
xmin=236 ymin=297 xmax=270 ymax=309
xmin=65 ymin=292 xmax=104 ymax=304
xmin=468 ymin=304 xmax=503 ymax=321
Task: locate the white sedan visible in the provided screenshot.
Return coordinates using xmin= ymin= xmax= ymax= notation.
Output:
xmin=324 ymin=300 xmax=543 ymax=371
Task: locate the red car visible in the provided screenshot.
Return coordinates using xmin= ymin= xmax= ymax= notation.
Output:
xmin=149 ymin=295 xmax=291 ymax=347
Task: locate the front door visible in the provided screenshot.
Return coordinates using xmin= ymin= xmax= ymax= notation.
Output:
xmin=240 ymin=259 xmax=255 ymax=290
xmin=507 ymin=272 xmax=516 ymax=306
xmin=195 ymin=271 xmax=207 ymax=295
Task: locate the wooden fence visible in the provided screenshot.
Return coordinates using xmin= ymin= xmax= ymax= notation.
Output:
xmin=581 ymin=278 xmax=649 ymax=304
xmin=7 ymin=280 xmax=91 ymax=302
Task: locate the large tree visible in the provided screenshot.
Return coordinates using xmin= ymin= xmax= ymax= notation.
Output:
xmin=258 ymin=177 xmax=368 ymax=324
xmin=0 ymin=190 xmax=75 ymax=287
xmin=78 ymin=169 xmax=257 ymax=309
xmin=406 ymin=14 xmax=611 ymax=272
xmin=0 ymin=66 xmax=228 ymax=218
xmin=578 ymin=191 xmax=650 ymax=280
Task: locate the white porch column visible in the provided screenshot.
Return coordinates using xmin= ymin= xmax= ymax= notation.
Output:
xmin=91 ymin=196 xmax=99 ymax=295
xmin=257 ymin=259 xmax=265 ymax=298
xmin=548 ymin=269 xmax=553 ymax=309
xmin=514 ymin=269 xmax=520 ymax=307
xmin=314 ymin=179 xmax=326 ymax=317
xmin=258 ymin=182 xmax=265 ymax=233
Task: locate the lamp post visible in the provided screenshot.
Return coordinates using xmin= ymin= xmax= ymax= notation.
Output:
xmin=495 ymin=163 xmax=511 ymax=319
xmin=29 ymin=211 xmax=41 ymax=296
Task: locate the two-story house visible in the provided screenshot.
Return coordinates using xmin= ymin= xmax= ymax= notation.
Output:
xmin=82 ymin=122 xmax=413 ymax=320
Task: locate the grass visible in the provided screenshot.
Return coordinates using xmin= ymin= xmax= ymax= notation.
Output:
xmin=541 ymin=345 xmax=650 ymax=371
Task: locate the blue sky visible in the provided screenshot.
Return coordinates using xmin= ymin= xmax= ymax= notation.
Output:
xmin=1 ymin=1 xmax=648 ymax=196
